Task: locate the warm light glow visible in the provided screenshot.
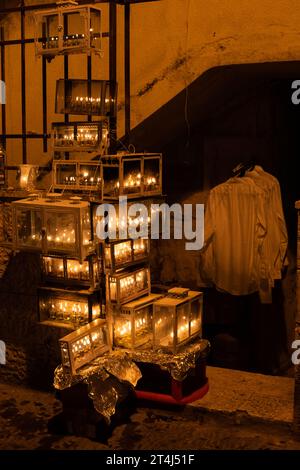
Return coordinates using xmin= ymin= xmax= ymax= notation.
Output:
xmin=43 ymin=297 xmax=100 ymax=326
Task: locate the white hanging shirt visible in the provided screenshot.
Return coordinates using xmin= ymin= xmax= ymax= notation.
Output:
xmin=200 ymin=168 xmax=288 ymax=300
xmin=200 ymin=176 xmax=267 ymax=296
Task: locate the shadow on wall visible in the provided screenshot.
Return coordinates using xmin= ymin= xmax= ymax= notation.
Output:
xmin=130 ymin=62 xmax=300 ymax=374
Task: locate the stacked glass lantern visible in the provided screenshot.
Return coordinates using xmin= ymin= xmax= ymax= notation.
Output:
xmin=59 ymin=319 xmax=111 ymax=375
xmin=26 ymin=2 xmax=204 ymax=375
xmin=52 ymin=79 xmax=117 ymax=162
xmin=34 ymin=5 xmax=102 ymax=59
xmin=152 ymin=288 xmax=203 ymax=354
xmin=11 ymin=194 xmax=103 ymax=330
xmin=101 ymin=155 xmax=165 ymax=350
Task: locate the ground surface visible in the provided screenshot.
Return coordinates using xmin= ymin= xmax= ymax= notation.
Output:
xmin=0 ymin=367 xmax=300 ymax=450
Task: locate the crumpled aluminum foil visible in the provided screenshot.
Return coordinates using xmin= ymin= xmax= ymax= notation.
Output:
xmin=54 ymin=350 xmax=142 ymax=422
xmin=127 ymin=338 xmax=210 ymax=381
xmin=54 ymin=339 xmax=210 ymax=421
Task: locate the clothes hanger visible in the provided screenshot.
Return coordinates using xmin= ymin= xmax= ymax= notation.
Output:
xmin=232 ymin=159 xmax=255 ymax=177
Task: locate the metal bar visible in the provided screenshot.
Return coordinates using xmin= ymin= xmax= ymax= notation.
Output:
xmin=87 ymin=55 xmax=92 ymax=123
xmin=0 ymin=27 xmax=6 ymax=150
xmin=63 ymin=11 xmax=70 ymax=160
xmin=42 ymin=56 xmax=48 ymax=153
xmin=109 ymin=1 xmax=117 ymax=154
xmin=0 ymin=134 xmax=50 ymax=139
xmin=0 ymin=33 xmax=109 ymax=47
xmin=21 ymin=1 xmax=27 ymax=163
xmin=124 ymin=3 xmax=130 ymax=143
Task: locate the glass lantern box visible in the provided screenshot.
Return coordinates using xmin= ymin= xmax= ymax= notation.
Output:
xmin=34 ymin=6 xmax=102 ymax=58
xmin=38 ymin=286 xmax=102 ymax=330
xmin=42 ymin=254 xmax=101 ymax=288
xmin=101 ymin=153 xmax=163 ymax=200
xmin=111 ymin=293 xmax=162 ymax=350
xmin=59 ymin=318 xmax=110 ymax=375
xmin=153 ymin=289 xmax=203 ymax=354
xmin=53 ymin=160 xmax=101 ymax=192
xmin=55 ymin=79 xmax=117 ymax=116
xmin=12 ymin=196 xmax=94 ymax=261
xmin=103 ymin=239 xmax=150 ymax=272
xmin=107 ymin=266 xmax=151 ymax=305
xmin=52 ymin=121 xmax=108 ymax=153
xmin=16 ymin=165 xmax=39 ymax=191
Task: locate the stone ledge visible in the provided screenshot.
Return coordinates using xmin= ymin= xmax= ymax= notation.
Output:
xmin=187 ymin=366 xmax=294 ymax=429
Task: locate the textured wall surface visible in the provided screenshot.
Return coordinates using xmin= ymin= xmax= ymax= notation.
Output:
xmin=2 ymin=1 xmax=300 ymax=163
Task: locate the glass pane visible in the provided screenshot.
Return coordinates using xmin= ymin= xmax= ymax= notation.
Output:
xmin=71 ymin=334 xmax=94 ymax=369
xmin=43 ymin=256 xmax=64 ymax=279
xmin=91 ymin=327 xmax=106 ymax=351
xmin=68 ymin=81 xmax=104 ymax=115
xmin=45 ymin=211 xmax=76 ymax=251
xmin=103 ymin=166 xmax=119 ymax=197
xmin=41 ymin=15 xmax=59 ymax=51
xmin=154 ymin=306 xmax=173 ymax=349
xmin=114 ymin=317 xmax=132 ymax=348
xmin=77 ymin=124 xmax=99 ymax=149
xmin=60 ymin=343 xmax=70 ymax=368
xmin=114 ymin=241 xmax=132 ymax=266
xmin=56 ymin=163 xmax=77 ymax=186
xmin=144 ymin=157 xmax=160 ymax=193
xmin=63 ymin=12 xmax=86 ymax=48
xmin=82 ymin=208 xmax=92 ymax=247
xmin=134 ymin=306 xmax=152 ymax=347
xmin=177 ymin=304 xmax=190 ymax=343
xmin=123 ymin=159 xmax=141 ymax=195
xmin=79 ymin=163 xmax=101 ymax=187
xmin=135 ymin=269 xmax=148 ymax=291
xmin=53 ymin=125 xmax=75 ymax=148
xmin=119 ymin=273 xmax=135 ymax=302
xmin=190 ymin=298 xmax=202 ymax=335
xmin=66 ymin=259 xmax=89 ymax=281
xmin=90 ymin=10 xmax=101 ymax=50
xmin=40 ymin=296 xmax=88 ymax=326
xmin=133 ymin=239 xmax=148 ymax=261
xmin=16 ymin=209 xmax=42 ymax=248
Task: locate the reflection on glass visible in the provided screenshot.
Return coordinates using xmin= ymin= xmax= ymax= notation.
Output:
xmin=79 ymin=164 xmax=101 ymax=187
xmin=56 ymin=164 xmax=77 ymax=186
xmin=103 ymin=166 xmax=119 ymax=197
xmin=190 ymin=298 xmax=202 ymax=335
xmin=39 ymin=297 xmax=100 ymax=327
xmin=16 ymin=209 xmax=42 ymax=247
xmin=113 ymin=306 xmax=152 ymax=349
xmin=153 ymin=306 xmax=173 ymax=348
xmin=45 ymin=212 xmax=76 ymax=250
xmin=43 ymin=257 xmax=64 ymax=279
xmin=82 ymin=208 xmax=92 ymax=247
xmin=123 ymin=159 xmax=142 ymax=195
xmin=109 ymin=268 xmax=149 ymax=303
xmin=144 ymin=157 xmax=160 ymax=192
